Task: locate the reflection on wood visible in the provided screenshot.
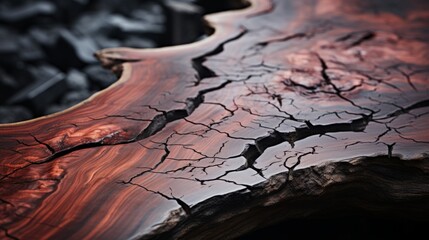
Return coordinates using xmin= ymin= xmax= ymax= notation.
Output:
xmin=1 ymin=0 xmax=429 ymax=239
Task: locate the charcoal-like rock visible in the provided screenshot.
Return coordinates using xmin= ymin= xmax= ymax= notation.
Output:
xmin=0 ymin=1 xmax=56 ymax=24
xmin=66 ymin=69 xmax=89 ymax=91
xmin=107 ymin=15 xmax=164 ymax=37
xmin=7 ymin=72 xmax=67 ymax=114
xmin=0 ymin=105 xmax=33 ymax=123
xmin=84 ymin=65 xmax=117 ymax=89
xmin=61 ymin=90 xmax=91 ymax=106
xmin=93 ymin=35 xmax=121 ymax=49
xmin=0 ymin=68 xmax=19 ymax=103
xmin=162 ymin=0 xmax=203 ymax=45
xmin=0 ymin=0 xmax=183 ymax=118
xmin=0 ymin=61 xmax=36 ymax=91
xmin=93 ymin=0 xmax=123 ymax=10
xmin=73 ymin=11 xmax=110 ymax=35
xmin=44 ymin=104 xmax=69 ymax=115
xmin=52 ymin=29 xmax=98 ymax=69
xmin=0 ymin=28 xmax=19 ymax=61
xmin=29 ymin=27 xmax=59 ymax=47
xmin=123 ymin=36 xmax=155 ymax=48
xmin=95 ymin=0 xmax=142 ymax=15
xmin=29 ymin=64 xmax=61 ymax=83
xmin=131 ymin=3 xmax=165 ymax=25
xmin=18 ymin=36 xmax=45 ymax=62
xmin=54 ymin=0 xmax=90 ymax=22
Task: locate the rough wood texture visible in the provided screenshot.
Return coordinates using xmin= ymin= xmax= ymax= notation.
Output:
xmin=1 ymin=0 xmax=429 ymax=239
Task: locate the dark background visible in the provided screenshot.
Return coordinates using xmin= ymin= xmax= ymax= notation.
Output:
xmin=0 ymin=0 xmax=243 ymax=123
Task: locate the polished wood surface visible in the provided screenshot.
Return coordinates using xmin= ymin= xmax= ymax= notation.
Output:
xmin=1 ymin=0 xmax=429 ymax=239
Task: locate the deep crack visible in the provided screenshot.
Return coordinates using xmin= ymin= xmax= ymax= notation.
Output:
xmin=191 ymin=28 xmax=248 ymax=86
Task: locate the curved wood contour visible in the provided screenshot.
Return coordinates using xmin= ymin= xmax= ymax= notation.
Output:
xmin=1 ymin=0 xmax=429 ymax=239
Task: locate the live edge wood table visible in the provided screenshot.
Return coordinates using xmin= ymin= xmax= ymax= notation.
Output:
xmin=1 ymin=0 xmax=429 ymax=239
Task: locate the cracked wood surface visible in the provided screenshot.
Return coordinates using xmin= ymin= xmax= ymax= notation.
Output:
xmin=1 ymin=0 xmax=429 ymax=239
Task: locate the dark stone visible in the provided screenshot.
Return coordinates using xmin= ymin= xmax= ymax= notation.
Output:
xmin=66 ymin=69 xmax=89 ymax=91
xmin=17 ymin=36 xmax=45 ymax=62
xmin=0 ymin=0 xmax=183 ymax=118
xmin=0 ymin=68 xmax=19 ymax=103
xmin=92 ymin=0 xmax=123 ymax=10
xmin=52 ymin=29 xmax=98 ymax=69
xmin=7 ymin=71 xmax=67 ymax=114
xmin=106 ymin=14 xmax=164 ymax=37
xmin=0 ymin=68 xmax=18 ymax=88
xmin=2 ymin=61 xmax=35 ymax=87
xmin=61 ymin=90 xmax=91 ymax=106
xmin=131 ymin=3 xmax=165 ymax=25
xmin=94 ymin=0 xmax=146 ymax=15
xmin=0 ymin=105 xmax=33 ymax=123
xmin=44 ymin=104 xmax=69 ymax=115
xmin=0 ymin=1 xmax=56 ymax=24
xmin=123 ymin=36 xmax=156 ymax=48
xmin=84 ymin=65 xmax=117 ymax=89
xmin=162 ymin=0 xmax=203 ymax=45
xmin=54 ymin=0 xmax=90 ymax=22
xmin=73 ymin=11 xmax=110 ymax=35
xmin=0 ymin=27 xmax=19 ymax=61
xmin=44 ymin=89 xmax=92 ymax=116
xmin=28 ymin=64 xmax=61 ymax=83
xmin=29 ymin=27 xmax=60 ymax=47
xmin=93 ymin=35 xmax=122 ymax=49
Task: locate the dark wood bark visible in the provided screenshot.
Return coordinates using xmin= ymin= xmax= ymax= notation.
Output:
xmin=1 ymin=0 xmax=429 ymax=239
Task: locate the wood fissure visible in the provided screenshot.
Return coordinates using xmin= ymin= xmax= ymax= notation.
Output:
xmin=1 ymin=0 xmax=428 ymax=239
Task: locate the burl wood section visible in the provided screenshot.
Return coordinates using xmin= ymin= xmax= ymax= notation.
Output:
xmin=1 ymin=0 xmax=429 ymax=239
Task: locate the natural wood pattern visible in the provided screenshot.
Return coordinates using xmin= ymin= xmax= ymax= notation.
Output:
xmin=1 ymin=0 xmax=429 ymax=239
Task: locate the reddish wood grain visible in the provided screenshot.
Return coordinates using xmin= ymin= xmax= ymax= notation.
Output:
xmin=1 ymin=0 xmax=429 ymax=239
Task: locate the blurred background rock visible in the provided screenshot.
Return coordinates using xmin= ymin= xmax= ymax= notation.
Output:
xmin=0 ymin=0 xmax=244 ymax=123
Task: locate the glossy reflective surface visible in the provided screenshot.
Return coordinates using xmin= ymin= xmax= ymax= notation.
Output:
xmin=1 ymin=0 xmax=428 ymax=239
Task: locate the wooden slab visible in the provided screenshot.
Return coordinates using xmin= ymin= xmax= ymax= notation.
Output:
xmin=1 ymin=0 xmax=429 ymax=239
